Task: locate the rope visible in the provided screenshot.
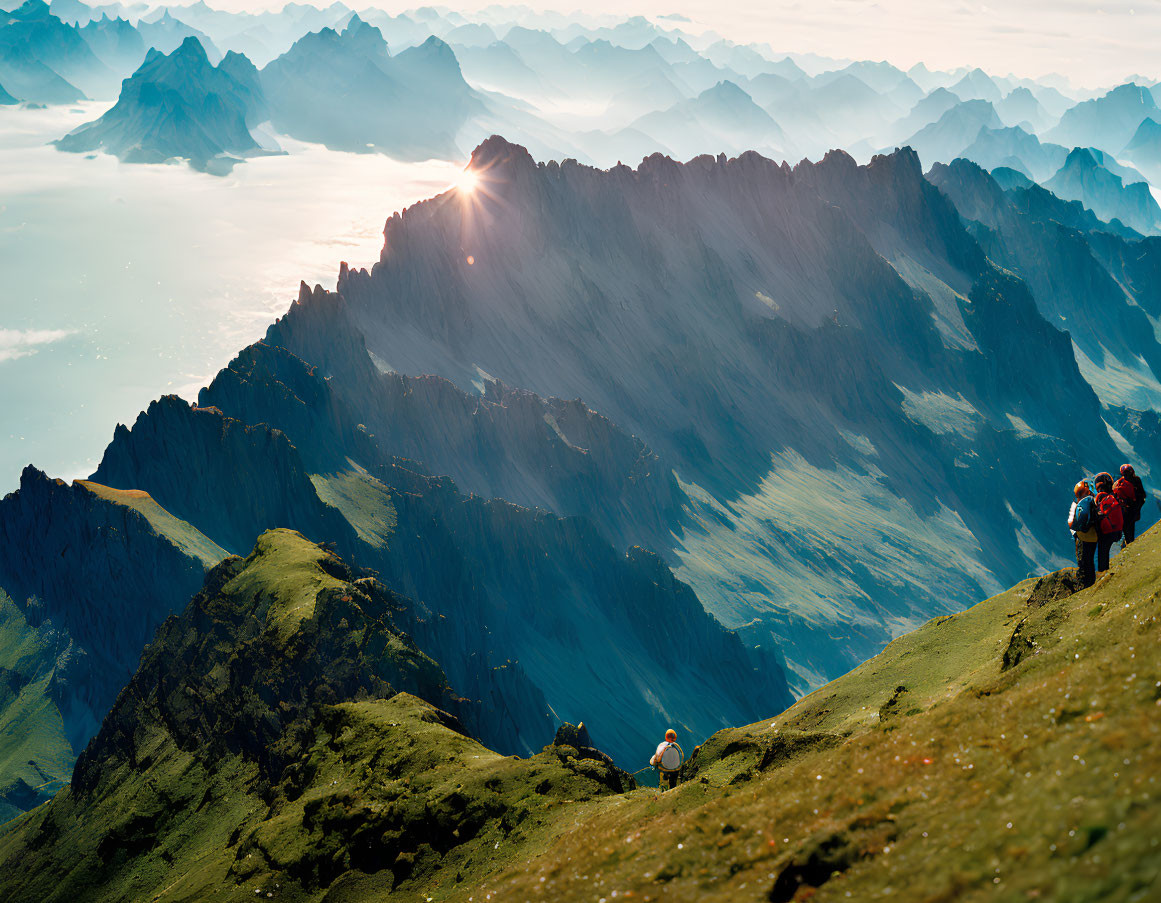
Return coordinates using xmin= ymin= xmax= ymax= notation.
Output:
xmin=630 ymin=766 xmax=656 ymax=778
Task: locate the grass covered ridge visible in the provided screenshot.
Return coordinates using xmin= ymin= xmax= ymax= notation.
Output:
xmin=0 ymin=530 xmax=632 ymax=902
xmin=466 ymin=532 xmax=1161 ymax=902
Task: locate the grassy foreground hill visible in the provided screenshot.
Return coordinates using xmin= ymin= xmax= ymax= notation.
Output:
xmin=3 ymin=526 xmax=1161 ymax=901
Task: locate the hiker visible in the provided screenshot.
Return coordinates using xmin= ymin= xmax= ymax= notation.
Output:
xmin=1068 ymin=480 xmax=1098 ymax=587
xmin=650 ymin=729 xmax=684 ymax=791
xmin=1093 ymin=472 xmax=1123 ymax=573
xmin=1115 ymin=464 xmax=1147 ymax=545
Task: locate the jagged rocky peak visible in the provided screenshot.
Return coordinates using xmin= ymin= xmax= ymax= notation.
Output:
xmin=91 ymin=394 xmax=347 ymax=557
xmin=70 ymin=528 xmax=469 ymax=796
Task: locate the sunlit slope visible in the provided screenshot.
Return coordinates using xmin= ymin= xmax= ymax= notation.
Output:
xmin=74 ymin=480 xmax=229 ymax=567
xmin=467 ymin=529 xmax=1161 ymax=902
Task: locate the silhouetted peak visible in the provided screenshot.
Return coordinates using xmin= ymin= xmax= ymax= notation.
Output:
xmin=469 ymin=135 xmax=536 ymax=175
xmin=817 ymin=147 xmax=859 ymax=170
xmin=18 ymin=464 xmax=55 ymax=491
xmin=340 ymin=13 xmax=386 ymax=50
xmin=173 ymin=35 xmax=209 ymax=62
xmin=1106 ymin=82 xmax=1157 ymax=107
xmin=220 ymin=49 xmax=256 ymax=73
xmin=875 ymin=144 xmax=923 ymax=176
xmin=13 ymin=0 xmax=51 ymax=18
xmin=1062 ymin=146 xmax=1100 ymax=170
xmin=700 ymin=80 xmax=750 ymax=104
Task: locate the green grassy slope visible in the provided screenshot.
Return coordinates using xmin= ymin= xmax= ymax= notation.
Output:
xmin=5 ymin=524 xmax=1161 ymax=901
xmin=74 ymin=481 xmax=229 ymax=567
xmin=0 ymin=590 xmax=73 ymax=823
xmin=465 ymin=531 xmax=1161 ymax=902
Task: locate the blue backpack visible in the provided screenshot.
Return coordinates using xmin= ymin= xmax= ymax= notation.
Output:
xmin=1072 ymin=495 xmax=1096 ymax=533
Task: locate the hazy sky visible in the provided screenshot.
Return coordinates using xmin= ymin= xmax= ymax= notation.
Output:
xmin=178 ymin=0 xmax=1160 ymax=87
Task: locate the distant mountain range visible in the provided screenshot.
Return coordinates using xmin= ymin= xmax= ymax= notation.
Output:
xmin=1044 ymin=146 xmax=1161 ymax=234
xmin=5 ymin=0 xmax=1161 ymax=237
xmin=262 ymin=15 xmax=478 ymax=159
xmin=0 ymin=0 xmax=111 ymax=102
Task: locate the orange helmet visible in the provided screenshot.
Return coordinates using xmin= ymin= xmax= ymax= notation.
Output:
xmin=1074 ymin=481 xmax=1091 ymax=499
xmin=665 ymin=729 xmax=677 ymax=741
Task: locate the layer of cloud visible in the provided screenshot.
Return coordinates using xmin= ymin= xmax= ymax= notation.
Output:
xmin=0 ymin=328 xmax=73 ymax=362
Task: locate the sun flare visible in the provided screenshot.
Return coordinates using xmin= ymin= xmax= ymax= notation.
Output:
xmin=453 ymin=168 xmax=479 ymax=194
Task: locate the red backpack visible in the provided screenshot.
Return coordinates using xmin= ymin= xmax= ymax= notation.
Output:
xmin=1114 ymin=477 xmax=1137 ymax=509
xmin=1096 ymin=491 xmax=1124 ymax=534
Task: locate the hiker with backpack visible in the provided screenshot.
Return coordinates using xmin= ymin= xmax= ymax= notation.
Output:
xmin=1093 ymin=472 xmax=1124 ymax=573
xmin=1115 ymin=464 xmax=1147 ymax=545
xmin=1068 ymin=480 xmax=1099 ymax=587
xmin=650 ymin=728 xmax=684 ymax=791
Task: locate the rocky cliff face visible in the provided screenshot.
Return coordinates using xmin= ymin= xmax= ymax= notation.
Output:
xmin=930 ymin=156 xmax=1161 ymax=419
xmin=256 ymin=282 xmax=684 ymax=551
xmin=328 ymin=136 xmax=1131 ymax=688
xmin=0 ymin=466 xmax=225 ymax=757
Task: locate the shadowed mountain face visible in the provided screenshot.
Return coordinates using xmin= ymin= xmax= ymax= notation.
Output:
xmin=0 ymin=585 xmax=75 ymax=821
xmin=83 ymin=320 xmax=790 ymax=764
xmin=55 ymin=37 xmax=272 ymax=172
xmin=326 ymin=137 xmax=1150 ymax=689
xmin=0 ymin=465 xmax=228 ymax=817
xmin=930 ymin=157 xmax=1161 ymax=410
xmin=260 ymin=15 xmax=479 ymax=159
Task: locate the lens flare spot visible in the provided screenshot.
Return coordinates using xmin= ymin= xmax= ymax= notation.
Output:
xmin=454 ymin=168 xmax=479 ymax=194
xmin=466 ymin=255 xmax=475 ymax=265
